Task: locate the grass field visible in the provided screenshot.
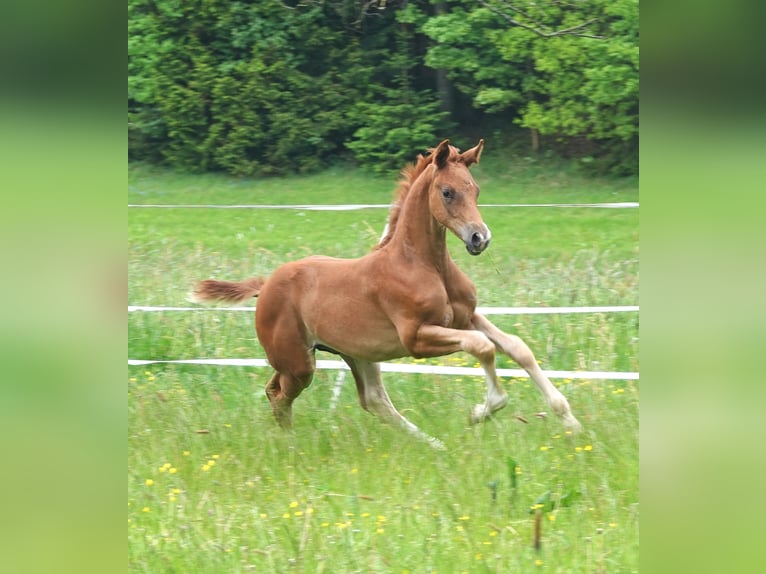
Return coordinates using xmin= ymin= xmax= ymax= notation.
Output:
xmin=128 ymin=157 xmax=639 ymax=573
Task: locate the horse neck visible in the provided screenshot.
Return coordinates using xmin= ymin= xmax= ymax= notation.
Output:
xmin=388 ymin=170 xmax=449 ymax=267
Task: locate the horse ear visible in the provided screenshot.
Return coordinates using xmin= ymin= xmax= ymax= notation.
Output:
xmin=461 ymin=139 xmax=484 ymax=167
xmin=434 ymin=139 xmax=451 ymax=169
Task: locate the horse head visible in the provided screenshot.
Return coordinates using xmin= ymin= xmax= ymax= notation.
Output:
xmin=428 ymin=139 xmax=491 ymax=256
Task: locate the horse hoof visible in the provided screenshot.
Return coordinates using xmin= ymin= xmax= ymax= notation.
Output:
xmin=469 ymin=404 xmax=490 ymax=425
xmin=428 ymin=437 xmax=447 ymax=450
xmin=562 ymin=413 xmax=583 ymax=433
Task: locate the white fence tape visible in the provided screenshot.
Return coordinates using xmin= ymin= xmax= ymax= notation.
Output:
xmin=128 ymin=357 xmax=638 ymax=380
xmin=129 ymin=202 xmax=638 ymax=210
xmin=129 ymin=305 xmax=638 ymax=379
xmin=129 ymin=305 xmax=638 ymax=315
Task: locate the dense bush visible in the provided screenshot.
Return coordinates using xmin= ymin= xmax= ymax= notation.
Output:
xmin=129 ymin=0 xmax=638 ymax=176
xmin=422 ymin=0 xmax=638 ymax=175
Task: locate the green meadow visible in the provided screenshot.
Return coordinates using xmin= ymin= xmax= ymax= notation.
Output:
xmin=128 ymin=157 xmax=638 ymax=573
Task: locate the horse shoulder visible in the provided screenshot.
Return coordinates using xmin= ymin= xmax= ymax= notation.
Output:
xmin=363 ymin=252 xmax=430 ymax=302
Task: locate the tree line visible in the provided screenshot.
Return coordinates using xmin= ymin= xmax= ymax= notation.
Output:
xmin=129 ymin=0 xmax=638 ymax=176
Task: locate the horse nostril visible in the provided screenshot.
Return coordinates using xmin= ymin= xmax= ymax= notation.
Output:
xmin=471 ymin=232 xmax=483 ymax=247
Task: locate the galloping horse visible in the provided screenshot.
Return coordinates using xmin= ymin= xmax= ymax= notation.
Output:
xmin=193 ymin=139 xmax=581 ymax=447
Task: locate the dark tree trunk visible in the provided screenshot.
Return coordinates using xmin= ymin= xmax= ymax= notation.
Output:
xmin=433 ymin=2 xmax=453 ymax=115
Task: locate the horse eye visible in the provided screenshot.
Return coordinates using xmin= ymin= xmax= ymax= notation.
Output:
xmin=442 ymin=188 xmax=454 ymax=201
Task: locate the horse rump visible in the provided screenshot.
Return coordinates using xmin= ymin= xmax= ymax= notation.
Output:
xmin=190 ymin=277 xmax=265 ymax=304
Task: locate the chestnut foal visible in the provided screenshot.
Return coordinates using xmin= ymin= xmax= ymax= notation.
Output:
xmin=193 ymin=139 xmax=581 ymax=448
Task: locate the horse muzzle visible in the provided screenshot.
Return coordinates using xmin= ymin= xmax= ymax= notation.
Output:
xmin=463 ymin=225 xmax=491 ymax=256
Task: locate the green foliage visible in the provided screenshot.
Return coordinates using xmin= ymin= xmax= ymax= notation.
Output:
xmin=129 ymin=0 xmax=638 ymax=176
xmin=346 ymin=90 xmax=453 ymax=174
xmin=129 ymin=0 xmax=365 ymax=175
xmin=517 ymin=1 xmax=639 ymax=174
xmin=345 ymin=6 xmax=454 ymax=173
xmin=422 ymin=0 xmax=639 ymax=175
xmin=423 ymin=6 xmax=526 ymax=114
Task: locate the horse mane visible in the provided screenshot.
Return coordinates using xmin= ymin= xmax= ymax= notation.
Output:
xmin=376 ymin=144 xmax=461 ymax=250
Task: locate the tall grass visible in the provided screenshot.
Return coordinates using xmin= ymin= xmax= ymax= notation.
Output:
xmin=129 ymin=159 xmax=638 ymax=573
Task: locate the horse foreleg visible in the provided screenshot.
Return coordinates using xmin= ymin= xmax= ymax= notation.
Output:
xmin=471 ymin=313 xmax=582 ymax=432
xmin=341 ymin=355 xmax=445 ymax=450
xmin=408 ymin=324 xmax=508 ymax=425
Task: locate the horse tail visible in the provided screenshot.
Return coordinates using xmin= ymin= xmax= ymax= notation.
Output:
xmin=190 ymin=277 xmax=265 ymax=304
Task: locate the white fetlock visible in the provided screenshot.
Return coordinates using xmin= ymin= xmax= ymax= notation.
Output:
xmin=491 ymin=393 xmax=509 ymax=412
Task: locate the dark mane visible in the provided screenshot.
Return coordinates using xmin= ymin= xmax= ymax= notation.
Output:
xmin=376 ymin=145 xmax=462 ymax=250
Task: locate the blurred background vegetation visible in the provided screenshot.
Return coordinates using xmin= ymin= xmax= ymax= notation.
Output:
xmin=128 ymin=0 xmax=638 ymax=177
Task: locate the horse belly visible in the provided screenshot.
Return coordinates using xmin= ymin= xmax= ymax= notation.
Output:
xmin=310 ymin=300 xmax=407 ymax=362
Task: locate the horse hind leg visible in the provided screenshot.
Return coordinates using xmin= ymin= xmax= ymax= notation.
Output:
xmin=341 ymin=355 xmax=446 ymax=450
xmin=264 ymin=372 xmax=289 ymax=427
xmin=264 ymin=369 xmax=314 ymax=429
xmin=259 ymin=309 xmax=316 ymax=428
